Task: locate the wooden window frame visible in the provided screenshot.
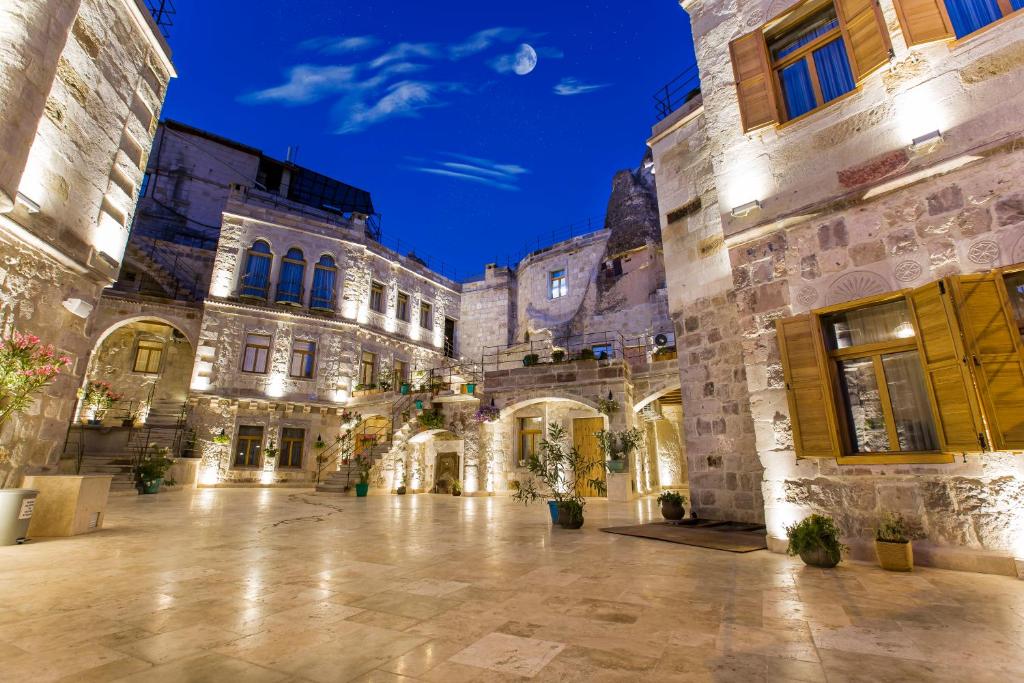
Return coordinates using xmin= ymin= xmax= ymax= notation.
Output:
xmin=518 ymin=416 xmax=544 ymax=467
xmin=289 ymin=339 xmax=316 ymax=379
xmin=369 ymin=281 xmax=386 ymax=314
xmin=279 ymin=427 xmax=305 ymax=469
xmin=419 ymin=301 xmax=433 ymax=330
xmin=234 ymin=425 xmax=264 ymax=469
xmin=241 ymin=333 xmax=272 ymax=374
xmin=275 ymin=249 xmax=306 ymax=306
xmin=240 ymin=242 xmax=273 ymax=301
xmin=360 ymin=350 xmax=377 ymax=387
xmin=768 ymin=5 xmax=849 ymax=123
xmin=310 ymin=258 xmax=337 ymax=312
xmin=132 ymin=337 xmax=164 ymax=374
xmin=947 ymin=0 xmax=1023 ymax=44
xmin=549 ymin=269 xmax=568 ymax=300
xmin=396 ymin=292 xmax=410 ymax=322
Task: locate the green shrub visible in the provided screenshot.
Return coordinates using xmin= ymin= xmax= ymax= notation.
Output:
xmin=418 ymin=410 xmax=445 ymax=430
xmin=551 ymin=350 xmax=565 ymax=363
xmin=137 ymin=445 xmax=174 ymax=486
xmin=523 ymin=354 xmax=540 ymax=366
xmin=657 ymin=491 xmax=686 ymax=506
xmin=876 ymin=512 xmax=910 ymax=544
xmin=577 ymin=348 xmax=595 ymax=361
xmin=786 ymin=514 xmax=847 ymax=562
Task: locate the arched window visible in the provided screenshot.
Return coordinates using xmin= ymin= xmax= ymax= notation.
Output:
xmin=240 ymin=241 xmax=272 ymax=300
xmin=276 ymin=248 xmax=305 ymax=305
xmin=310 ymin=255 xmax=337 ymax=311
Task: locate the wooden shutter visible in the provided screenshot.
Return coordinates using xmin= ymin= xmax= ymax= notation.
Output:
xmin=950 ymin=273 xmax=1024 ymax=451
xmin=730 ymin=30 xmax=779 ymax=133
xmin=907 ymin=280 xmax=986 ymax=452
xmin=835 ymin=0 xmax=893 ymax=82
xmin=892 ymin=0 xmax=954 ymax=45
xmin=776 ymin=315 xmax=841 ymax=458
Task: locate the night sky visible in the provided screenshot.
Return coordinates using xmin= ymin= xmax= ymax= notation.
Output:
xmin=160 ymin=1 xmax=696 ymax=279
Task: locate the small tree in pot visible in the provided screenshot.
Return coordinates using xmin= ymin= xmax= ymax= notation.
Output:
xmin=875 ymin=513 xmax=914 ymax=572
xmin=657 ymin=491 xmax=687 ymax=521
xmin=786 ymin=514 xmax=847 ymax=568
xmin=137 ymin=445 xmax=175 ymax=494
xmin=595 ymin=428 xmax=643 ymax=474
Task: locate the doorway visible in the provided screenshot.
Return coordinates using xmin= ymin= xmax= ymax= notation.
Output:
xmin=572 ymin=417 xmax=606 ymax=497
xmin=444 ymin=318 xmax=456 ymax=358
xmin=434 ymin=452 xmax=459 ymax=493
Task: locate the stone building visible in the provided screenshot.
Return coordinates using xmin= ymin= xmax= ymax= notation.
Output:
xmin=650 ymin=0 xmax=1024 ymax=574
xmin=0 ymin=0 xmax=174 ymax=487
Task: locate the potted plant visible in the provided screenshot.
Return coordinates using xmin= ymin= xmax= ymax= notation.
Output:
xmin=400 ymin=381 xmax=411 ymax=395
xmin=577 ymin=348 xmax=595 ymax=361
xmin=551 ymin=349 xmax=565 ymax=363
xmin=875 ymin=513 xmax=914 ymax=572
xmin=378 ymin=377 xmax=392 ymax=393
xmin=80 ymin=381 xmax=122 ymax=425
xmin=213 ymin=429 xmax=231 ymax=446
xmin=596 ymin=428 xmax=643 ymax=474
xmin=451 ymin=480 xmax=463 ymax=497
xmin=658 ymin=491 xmax=687 ymax=520
xmin=786 ymin=514 xmax=847 ymax=568
xmin=465 ymin=382 xmax=476 ymax=394
xmin=264 ymin=439 xmax=278 ymax=464
xmin=473 ymin=405 xmax=501 ymax=424
xmin=0 ymin=329 xmax=73 ymax=432
xmin=418 ymin=409 xmax=445 ymax=431
xmin=513 ymin=424 xmax=607 ymax=529
xmin=597 ymin=395 xmax=620 ymax=416
xmin=355 ymin=455 xmax=372 ymax=497
xmin=137 ymin=445 xmax=175 ymax=494
xmin=397 ymin=483 xmax=408 ymax=495
xmin=523 ymin=353 xmax=539 ymax=367
xmin=653 ymin=346 xmax=678 ymax=361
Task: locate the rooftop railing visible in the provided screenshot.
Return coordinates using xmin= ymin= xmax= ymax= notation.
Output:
xmin=482 ymin=330 xmax=679 ymax=373
xmin=653 ymin=64 xmax=701 ymax=122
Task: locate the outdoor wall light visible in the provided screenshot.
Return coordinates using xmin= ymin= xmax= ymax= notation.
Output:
xmin=910 ymin=129 xmax=943 ymax=150
xmin=15 ymin=192 xmax=40 ymax=214
xmin=730 ymin=200 xmax=762 ymax=218
xmin=62 ymin=297 xmax=94 ymax=319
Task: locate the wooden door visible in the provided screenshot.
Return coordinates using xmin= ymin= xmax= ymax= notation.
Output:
xmin=572 ymin=417 xmax=606 ymax=498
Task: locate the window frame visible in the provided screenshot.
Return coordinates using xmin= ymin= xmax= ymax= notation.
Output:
xmin=289 ymin=339 xmax=317 ymax=379
xmin=241 ymin=333 xmax=272 ymax=375
xmin=396 ymin=292 xmax=410 ymax=322
xmin=369 ymin=281 xmax=386 ymax=314
xmin=419 ymin=301 xmax=433 ymax=330
xmin=549 ymin=269 xmax=568 ymax=300
xmin=132 ymin=337 xmax=164 ymax=374
xmin=234 ymin=425 xmax=264 ymax=469
xmin=360 ymin=350 xmax=377 ymax=387
xmin=275 ymin=248 xmax=306 ymax=306
xmin=946 ymin=0 xmax=1023 ymax=43
xmin=310 ymin=255 xmax=338 ymax=312
xmin=240 ymin=241 xmax=273 ymax=301
xmin=517 ymin=416 xmax=544 ymax=468
xmin=279 ymin=427 xmax=305 ymax=469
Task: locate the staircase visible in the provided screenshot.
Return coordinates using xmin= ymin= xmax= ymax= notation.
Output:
xmin=121 ymin=238 xmax=205 ymax=302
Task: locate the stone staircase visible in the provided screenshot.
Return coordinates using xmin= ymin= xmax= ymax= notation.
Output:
xmin=122 ymin=239 xmax=204 ymax=302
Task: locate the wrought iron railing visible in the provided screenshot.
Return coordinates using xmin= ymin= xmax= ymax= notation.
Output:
xmin=654 ymin=64 xmax=701 ymax=122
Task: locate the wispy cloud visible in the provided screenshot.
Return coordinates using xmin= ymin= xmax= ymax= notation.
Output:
xmin=554 ymin=77 xmax=610 ymax=96
xmin=336 ymin=82 xmax=460 ymax=134
xmin=449 ymin=27 xmax=524 ymax=59
xmin=405 ymin=153 xmax=529 ymax=191
xmin=300 ymin=35 xmax=380 ymax=54
xmin=370 ymin=42 xmax=441 ymax=69
xmin=243 ymin=64 xmax=359 ymax=104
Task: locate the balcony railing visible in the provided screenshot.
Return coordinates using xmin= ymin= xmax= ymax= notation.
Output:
xmin=483 ymin=330 xmax=679 ymax=372
xmin=653 ymin=64 xmax=701 ymax=122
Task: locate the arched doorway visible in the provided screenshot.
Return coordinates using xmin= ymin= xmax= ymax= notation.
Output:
xmin=633 ymin=386 xmax=688 ymax=492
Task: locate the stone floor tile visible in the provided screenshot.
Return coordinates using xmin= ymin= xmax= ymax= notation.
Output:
xmin=449 ymin=632 xmax=566 ymax=678
xmin=112 ymin=652 xmax=289 ymax=683
xmin=112 ymin=622 xmax=244 ymax=664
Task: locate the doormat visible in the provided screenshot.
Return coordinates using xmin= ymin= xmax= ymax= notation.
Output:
xmin=600 ymin=520 xmax=768 ymax=553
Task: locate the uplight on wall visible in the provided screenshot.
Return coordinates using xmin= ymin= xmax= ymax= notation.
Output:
xmin=730 ymin=200 xmax=763 ymax=218
xmin=15 ymin=192 xmax=40 ymax=214
xmin=910 ymin=130 xmax=943 ymax=151
xmin=62 ymin=297 xmax=94 ymax=319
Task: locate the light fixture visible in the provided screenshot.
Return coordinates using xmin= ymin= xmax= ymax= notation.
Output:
xmin=910 ymin=129 xmax=943 ymax=150
xmin=608 ymin=391 xmax=613 ymax=401
xmin=15 ymin=192 xmax=40 ymax=214
xmin=490 ymin=397 xmax=496 ymax=408
xmin=62 ymin=298 xmax=94 ymax=319
xmin=730 ymin=200 xmax=762 ymax=218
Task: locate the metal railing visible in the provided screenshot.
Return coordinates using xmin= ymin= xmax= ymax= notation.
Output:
xmin=482 ymin=331 xmax=679 ymax=372
xmin=654 ymin=64 xmax=701 ymax=122
xmin=132 ymin=238 xmax=206 ymax=301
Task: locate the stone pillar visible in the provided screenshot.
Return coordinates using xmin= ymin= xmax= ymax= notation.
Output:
xmin=0 ymin=0 xmax=81 ymax=212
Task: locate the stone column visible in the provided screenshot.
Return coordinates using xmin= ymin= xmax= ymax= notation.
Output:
xmin=0 ymin=0 xmax=81 ymax=212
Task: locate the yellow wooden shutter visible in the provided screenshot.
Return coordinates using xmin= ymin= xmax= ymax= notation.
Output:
xmin=776 ymin=315 xmax=841 ymax=458
xmin=730 ymin=30 xmax=779 ymax=133
xmin=835 ymin=0 xmax=892 ymax=82
xmin=891 ymin=0 xmax=955 ymax=46
xmin=950 ymin=273 xmax=1024 ymax=451
xmin=907 ymin=280 xmax=986 ymax=452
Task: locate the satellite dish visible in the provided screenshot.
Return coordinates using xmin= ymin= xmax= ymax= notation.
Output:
xmin=654 ymin=334 xmax=670 ymax=347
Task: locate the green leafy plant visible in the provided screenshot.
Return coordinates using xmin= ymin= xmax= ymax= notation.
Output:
xmin=80 ymin=380 xmax=123 ymax=420
xmin=577 ymin=348 xmax=595 ymax=361
xmin=523 ymin=354 xmax=540 ymax=366
xmin=786 ymin=514 xmax=847 ymax=563
xmin=0 ymin=330 xmax=73 ymax=430
xmin=652 ymin=346 xmax=678 ymax=360
xmin=876 ymin=512 xmax=910 ymax=544
xmin=378 ymin=377 xmax=392 ymax=392
xmin=213 ymin=430 xmax=231 ymax=445
xmin=657 ymin=490 xmax=686 ymax=506
xmin=597 ymin=396 xmax=620 ymax=415
xmin=551 ymin=349 xmax=566 ymax=363
xmin=513 ymin=424 xmax=607 ymax=520
xmin=418 ymin=409 xmax=445 ymax=430
xmin=595 ymin=428 xmax=644 ymax=462
xmin=264 ymin=439 xmax=278 ymax=461
xmin=137 ymin=445 xmax=175 ymax=488
xmin=353 ymin=383 xmax=377 ymax=392
xmin=356 ymin=454 xmax=373 ymax=485
xmin=451 ymin=479 xmax=463 ymax=495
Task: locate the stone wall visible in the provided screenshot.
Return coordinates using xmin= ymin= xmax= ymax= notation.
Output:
xmin=460 ymin=265 xmax=516 ymax=365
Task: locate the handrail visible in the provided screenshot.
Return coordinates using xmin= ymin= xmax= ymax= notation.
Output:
xmin=481 ymin=330 xmax=627 ymax=372
xmin=136 ymin=238 xmax=206 ymax=301
xmin=653 ymin=64 xmax=701 ymax=122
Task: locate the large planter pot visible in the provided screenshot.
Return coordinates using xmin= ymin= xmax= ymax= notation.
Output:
xmin=400 ymin=384 xmax=410 ymax=395
xmin=661 ymin=501 xmax=685 ymax=521
xmin=799 ymin=546 xmax=840 ymax=568
xmin=142 ymin=478 xmax=163 ymax=495
xmin=547 ymin=500 xmax=560 ymax=524
xmin=607 ymin=459 xmax=627 ymax=474
xmin=396 ymin=486 xmax=407 ymax=495
xmin=558 ymin=503 xmax=584 ymax=530
xmin=452 ymin=490 xmax=462 ymax=497
xmin=875 ymin=540 xmax=913 ymax=572
xmin=355 ymin=483 xmax=369 ymax=497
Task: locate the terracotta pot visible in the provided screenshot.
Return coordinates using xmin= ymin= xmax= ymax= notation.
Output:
xmin=661 ymin=501 xmax=685 ymax=521
xmin=799 ymin=546 xmax=840 ymax=568
xmin=875 ymin=540 xmax=913 ymax=572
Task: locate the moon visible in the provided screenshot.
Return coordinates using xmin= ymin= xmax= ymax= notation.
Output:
xmin=514 ymin=43 xmax=538 ymax=76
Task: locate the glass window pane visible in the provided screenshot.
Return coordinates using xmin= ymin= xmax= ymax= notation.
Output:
xmin=779 ymin=59 xmax=817 ymax=120
xmin=945 ymin=0 xmax=1004 ymax=37
xmin=882 ymin=351 xmax=939 ymax=452
xmin=837 ymin=358 xmax=890 ymax=453
xmin=824 ymin=300 xmax=914 ymax=350
xmin=769 ymin=5 xmax=839 ymax=60
xmin=813 ymin=38 xmax=855 ymax=102
xmin=1004 ymin=271 xmax=1024 ymax=337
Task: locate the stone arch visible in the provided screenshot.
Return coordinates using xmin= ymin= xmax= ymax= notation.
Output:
xmin=498 ymin=394 xmax=602 ymax=420
xmin=633 ymin=381 xmax=682 ymax=413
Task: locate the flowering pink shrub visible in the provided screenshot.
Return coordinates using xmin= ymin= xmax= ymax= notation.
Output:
xmin=0 ymin=329 xmax=73 ymax=428
xmin=79 ymin=380 xmax=123 ymax=416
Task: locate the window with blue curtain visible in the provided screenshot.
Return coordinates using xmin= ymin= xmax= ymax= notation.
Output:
xmin=945 ymin=0 xmax=1014 ymax=37
xmin=769 ymin=3 xmax=856 ymax=121
xmin=240 ymin=241 xmax=272 ymax=299
xmin=310 ymin=255 xmax=337 ymax=311
xmin=276 ymin=248 xmax=305 ymax=305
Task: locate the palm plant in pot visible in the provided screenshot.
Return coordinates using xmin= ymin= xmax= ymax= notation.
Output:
xmin=512 ymin=424 xmax=607 ymax=529
xmin=875 ymin=512 xmax=913 ymax=572
xmin=451 ymin=479 xmax=463 ymax=497
xmin=355 ymin=454 xmax=372 ymax=497
xmin=786 ymin=514 xmax=847 ymax=568
xmin=657 ymin=490 xmax=687 ymax=521
xmin=137 ymin=445 xmax=175 ymax=494
xmin=595 ymin=427 xmax=643 ymax=474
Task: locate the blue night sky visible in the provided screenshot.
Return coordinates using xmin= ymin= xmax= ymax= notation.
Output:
xmin=161 ymin=1 xmax=696 ymax=280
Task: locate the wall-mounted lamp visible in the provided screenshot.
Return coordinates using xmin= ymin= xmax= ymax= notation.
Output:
xmin=62 ymin=298 xmax=94 ymax=319
xmin=910 ymin=130 xmax=943 ymax=151
xmin=730 ymin=200 xmax=762 ymax=218
xmin=15 ymin=192 xmax=40 ymax=214
xmin=608 ymin=391 xmax=613 ymax=401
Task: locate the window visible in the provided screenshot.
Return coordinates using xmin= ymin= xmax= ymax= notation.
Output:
xmin=133 ymin=338 xmax=164 ymax=374
xmin=276 ymin=248 xmax=305 ymax=305
xmin=240 ymin=241 xmax=272 ymax=300
xmin=730 ymin=0 xmax=890 ymax=131
xmin=370 ymin=281 xmax=385 ymax=313
xmin=242 ymin=333 xmax=272 ymax=374
xmin=310 ymin=255 xmax=337 ymax=311
xmin=777 ymin=269 xmax=1024 ymax=463
xmin=394 ymin=359 xmax=409 ymax=385
xmin=944 ymin=0 xmax=1021 ymax=37
xmin=1005 ymin=270 xmax=1024 ymax=335
xmin=360 ymin=351 xmax=376 ymax=387
xmin=550 ymin=270 xmax=568 ymax=299
xmin=139 ymin=172 xmax=152 ymax=199
xmin=420 ymin=301 xmax=433 ymax=330
xmin=767 ymin=3 xmax=855 ymax=121
xmin=280 ymin=428 xmax=305 ymax=469
xmin=591 ymin=343 xmax=613 ymax=360
xmin=290 ymin=340 xmax=316 ymax=379
xmin=234 ymin=426 xmax=263 ymax=468
xmin=396 ymin=292 xmax=410 ymax=321
xmin=518 ymin=417 xmax=543 ymax=467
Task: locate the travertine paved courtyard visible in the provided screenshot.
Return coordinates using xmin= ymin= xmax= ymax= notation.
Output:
xmin=2 ymin=491 xmax=1023 ymax=682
